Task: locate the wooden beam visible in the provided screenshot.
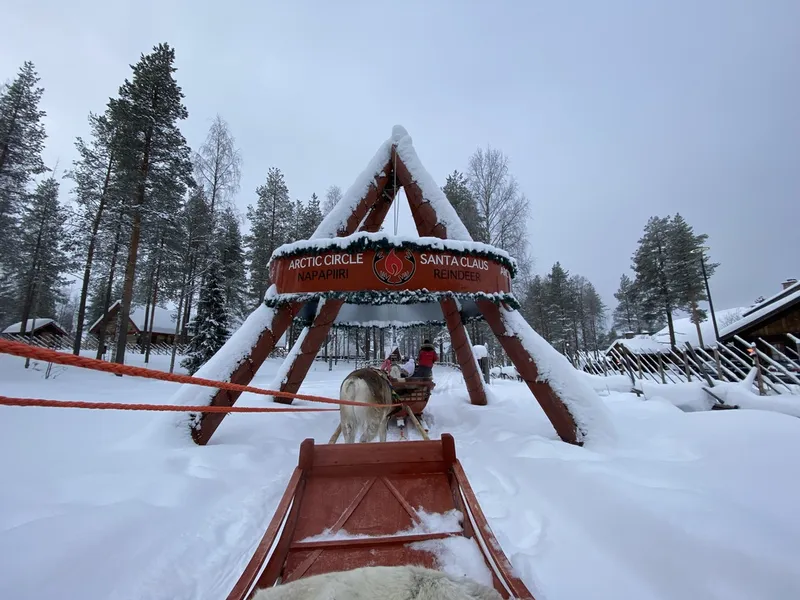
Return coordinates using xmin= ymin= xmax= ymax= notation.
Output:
xmin=476 ymin=299 xmax=581 ymax=445
xmin=440 ymin=297 xmax=487 ymax=406
xmin=191 ymin=302 xmax=301 ymax=445
xmin=392 ymin=148 xmax=448 ymax=239
xmin=275 ymin=299 xmax=345 ymax=404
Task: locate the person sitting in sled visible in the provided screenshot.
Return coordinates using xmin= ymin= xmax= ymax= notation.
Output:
xmin=412 ymin=340 xmax=437 ymax=379
xmin=400 ymin=355 xmax=416 ymax=377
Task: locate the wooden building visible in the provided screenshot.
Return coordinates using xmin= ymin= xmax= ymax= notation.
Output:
xmin=1 ymin=318 xmax=68 ymax=340
xmin=719 ymin=279 xmax=800 ymax=352
xmin=88 ymin=301 xmax=189 ymax=346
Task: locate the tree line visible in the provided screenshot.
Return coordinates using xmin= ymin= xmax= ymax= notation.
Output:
xmin=0 ymin=48 xmax=330 ymax=373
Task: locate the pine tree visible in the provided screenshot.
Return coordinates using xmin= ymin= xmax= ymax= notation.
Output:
xmin=108 ymin=43 xmax=193 ymax=366
xmin=0 ymin=62 xmax=48 ymax=318
xmin=215 ymin=207 xmax=247 ymax=323
xmin=181 ymin=259 xmax=229 ymax=375
xmin=612 ymin=274 xmax=641 ymax=333
xmin=544 ymin=262 xmax=572 ymax=353
xmin=632 ymin=216 xmax=676 ymax=344
xmin=13 ymin=176 xmax=72 ymax=332
xmin=246 ymin=167 xmax=292 ymax=304
xmin=302 ymin=192 xmax=323 ymax=238
xmin=66 ymin=110 xmax=120 ymax=353
xmin=442 ymin=170 xmax=482 ymax=241
xmin=0 ymin=62 xmax=47 ymax=243
xmin=667 ymin=213 xmax=717 ymax=346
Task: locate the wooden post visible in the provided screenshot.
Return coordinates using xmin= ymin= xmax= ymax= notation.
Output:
xmin=277 ymin=300 xmax=345 ymax=404
xmin=477 ymin=300 xmax=580 ymax=445
xmin=754 ymin=351 xmax=765 ymax=396
xmin=714 ymin=347 xmax=723 ymax=381
xmin=440 ymin=298 xmax=487 ymax=406
xmin=683 ymin=350 xmax=692 ymax=382
xmin=658 ymin=355 xmax=666 ymax=384
xmin=191 ymin=302 xmax=301 ymax=445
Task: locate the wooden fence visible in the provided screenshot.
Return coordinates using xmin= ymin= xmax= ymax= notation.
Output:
xmin=576 ymin=334 xmax=800 ymax=396
xmin=0 ymin=333 xmax=190 ymax=357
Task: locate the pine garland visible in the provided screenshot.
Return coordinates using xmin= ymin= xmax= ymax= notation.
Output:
xmin=264 ymin=289 xmax=521 ymax=311
xmin=269 ymin=234 xmax=518 ymax=277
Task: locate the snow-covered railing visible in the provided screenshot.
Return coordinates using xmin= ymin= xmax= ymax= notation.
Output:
xmin=578 ymin=335 xmax=799 ymax=395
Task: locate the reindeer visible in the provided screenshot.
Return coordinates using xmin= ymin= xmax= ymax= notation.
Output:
xmin=338 ymin=365 xmax=402 ymax=444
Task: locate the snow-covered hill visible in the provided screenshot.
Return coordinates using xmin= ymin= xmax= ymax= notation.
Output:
xmin=1 ymin=354 xmax=799 ymax=599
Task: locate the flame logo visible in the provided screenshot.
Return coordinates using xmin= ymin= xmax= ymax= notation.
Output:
xmin=385 ymin=249 xmax=404 ymax=276
xmin=373 ymin=248 xmax=416 ymax=286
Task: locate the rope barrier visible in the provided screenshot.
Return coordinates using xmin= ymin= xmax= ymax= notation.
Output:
xmin=0 ymin=396 xmax=338 ymax=413
xmin=0 ymin=338 xmax=403 ymax=409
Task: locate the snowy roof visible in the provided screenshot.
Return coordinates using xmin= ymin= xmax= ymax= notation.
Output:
xmin=1 ymin=318 xmax=66 ymax=335
xmin=88 ymin=300 xmax=181 ymax=335
xmin=606 ymin=334 xmax=670 ymax=355
xmin=720 ymin=281 xmax=800 ymax=340
xmin=311 ymin=125 xmax=472 ymax=242
xmin=652 ymin=307 xmax=747 ymax=348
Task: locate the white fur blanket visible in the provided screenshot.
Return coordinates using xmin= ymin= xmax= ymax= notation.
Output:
xmin=251 ymin=565 xmax=502 ymax=600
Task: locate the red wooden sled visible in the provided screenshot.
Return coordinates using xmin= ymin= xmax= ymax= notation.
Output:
xmin=392 ymin=378 xmax=435 ymax=416
xmin=226 ymin=434 xmax=534 ymax=600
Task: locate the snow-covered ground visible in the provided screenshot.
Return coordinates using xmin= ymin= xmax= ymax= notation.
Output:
xmin=1 ymin=353 xmax=800 ymax=599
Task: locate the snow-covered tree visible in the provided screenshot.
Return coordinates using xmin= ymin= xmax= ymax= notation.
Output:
xmin=194 ymin=114 xmax=241 ymax=225
xmin=302 ymin=192 xmax=323 ymax=238
xmin=322 ymin=184 xmax=342 ymax=214
xmin=108 ymin=43 xmax=193 ymax=365
xmin=466 ymin=146 xmax=529 ymax=259
xmin=215 ymin=207 xmax=247 ymax=323
xmin=12 ymin=177 xmax=73 ymax=332
xmin=442 ymin=170 xmax=482 ymax=241
xmin=181 ymin=259 xmax=229 ymax=375
xmin=66 ymin=111 xmax=121 ymax=353
xmin=0 ymin=62 xmax=47 ymax=253
xmin=632 ymin=214 xmax=716 ymax=347
xmin=246 ymin=167 xmax=292 ymax=305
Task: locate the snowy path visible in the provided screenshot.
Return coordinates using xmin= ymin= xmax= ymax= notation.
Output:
xmin=1 ymin=355 xmax=800 ymax=599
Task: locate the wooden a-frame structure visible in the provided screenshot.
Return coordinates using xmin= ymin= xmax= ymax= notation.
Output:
xmin=188 ymin=130 xmax=582 ymax=447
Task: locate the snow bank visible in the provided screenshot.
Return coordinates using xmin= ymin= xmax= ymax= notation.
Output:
xmin=472 ymin=345 xmax=488 ymax=360
xmin=499 ymin=307 xmax=615 ymax=445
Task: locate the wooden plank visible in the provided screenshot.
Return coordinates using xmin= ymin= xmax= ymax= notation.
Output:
xmin=310 ymin=461 xmax=451 ymax=479
xmin=452 ymin=460 xmax=536 ymax=599
xmin=310 ymin=439 xmax=445 ymax=468
xmin=289 ymin=531 xmax=458 ymax=551
xmin=380 ymin=476 xmax=423 ymax=523
xmin=404 ymin=405 xmax=430 ymax=441
xmin=225 ymin=468 xmax=303 ymax=600
xmin=283 ymin=477 xmax=377 ymax=582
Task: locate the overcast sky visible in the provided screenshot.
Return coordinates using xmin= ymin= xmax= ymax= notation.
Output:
xmin=3 ymin=0 xmax=799 ymax=316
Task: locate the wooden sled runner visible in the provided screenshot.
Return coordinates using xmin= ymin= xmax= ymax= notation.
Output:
xmin=227 ymin=434 xmax=534 ymax=600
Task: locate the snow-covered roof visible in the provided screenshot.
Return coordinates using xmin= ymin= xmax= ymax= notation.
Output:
xmin=311 ymin=125 xmax=472 ymax=242
xmin=652 ymin=307 xmax=747 ymax=348
xmin=88 ymin=300 xmax=181 ymax=335
xmin=2 ymin=318 xmax=66 ymax=335
xmin=606 ymin=334 xmax=670 ymax=355
xmin=720 ymin=282 xmax=800 ymax=340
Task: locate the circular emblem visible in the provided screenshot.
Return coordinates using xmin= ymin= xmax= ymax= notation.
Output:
xmin=373 ymin=248 xmax=416 ymax=286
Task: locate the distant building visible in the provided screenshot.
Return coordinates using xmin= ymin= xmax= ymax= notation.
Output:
xmin=1 ymin=318 xmax=68 ymax=340
xmin=88 ymin=301 xmax=189 ymax=346
xmin=719 ymin=278 xmax=800 ymax=352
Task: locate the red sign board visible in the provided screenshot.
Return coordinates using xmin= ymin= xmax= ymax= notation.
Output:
xmin=270 ymin=248 xmax=512 ymax=295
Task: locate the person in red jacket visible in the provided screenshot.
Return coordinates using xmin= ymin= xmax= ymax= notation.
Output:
xmin=412 ymin=339 xmax=438 ymax=379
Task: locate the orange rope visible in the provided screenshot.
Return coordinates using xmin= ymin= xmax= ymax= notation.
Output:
xmin=0 ymin=396 xmax=338 ymax=413
xmin=0 ymin=339 xmax=402 ymax=409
